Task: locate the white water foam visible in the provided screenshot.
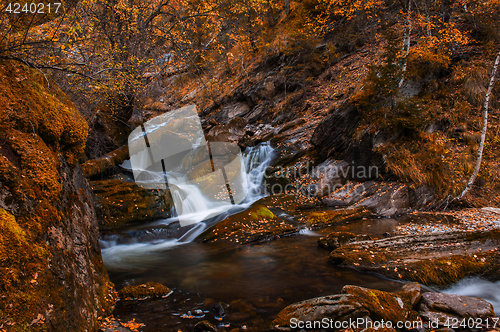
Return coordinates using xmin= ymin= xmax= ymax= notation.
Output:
xmin=443 ymin=277 xmax=500 ymax=315
xmin=101 ymin=142 xmax=274 ymax=262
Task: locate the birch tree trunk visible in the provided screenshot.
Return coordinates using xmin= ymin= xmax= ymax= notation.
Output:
xmin=456 ymin=50 xmax=500 ymax=200
xmin=399 ymin=0 xmax=412 ymax=88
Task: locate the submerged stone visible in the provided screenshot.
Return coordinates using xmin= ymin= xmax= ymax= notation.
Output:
xmin=118 ymin=282 xmax=171 ymax=300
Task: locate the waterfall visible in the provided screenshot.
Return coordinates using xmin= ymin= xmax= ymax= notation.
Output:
xmin=244 ymin=142 xmax=274 ymax=199
xmin=100 ymin=142 xmax=274 ymax=258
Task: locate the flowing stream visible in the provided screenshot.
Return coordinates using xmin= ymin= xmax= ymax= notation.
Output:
xmin=100 ymin=143 xmax=275 ymax=266
xmin=101 ymin=142 xmax=500 ymax=331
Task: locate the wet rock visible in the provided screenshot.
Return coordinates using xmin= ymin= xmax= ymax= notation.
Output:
xmin=198 ymin=204 xmax=297 ymax=244
xmin=270 ymin=294 xmax=370 ymax=328
xmin=329 ymin=229 xmax=500 ymax=285
xmin=318 ymin=231 xmax=372 ymax=250
xmin=418 ymin=292 xmax=495 ymax=326
xmin=118 ymin=282 xmax=171 ymax=300
xmin=306 ymin=207 xmax=371 ymax=227
xmin=91 ymin=179 xmax=172 ymax=230
xmin=341 ymin=283 xmax=421 ymax=322
xmin=194 ymin=320 xmax=218 ymax=332
xmin=213 ymin=302 xmax=226 ymax=320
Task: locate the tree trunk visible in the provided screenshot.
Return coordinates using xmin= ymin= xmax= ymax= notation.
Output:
xmin=456 ymin=50 xmax=500 ymax=200
xmin=284 ymin=0 xmax=291 ymax=16
xmin=398 ymin=0 xmax=411 ymax=88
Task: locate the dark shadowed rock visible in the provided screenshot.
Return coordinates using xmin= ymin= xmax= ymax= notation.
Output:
xmin=318 ymin=231 xmax=372 ymax=250
xmin=322 ymin=181 xmax=435 ymax=216
xmin=310 ymin=104 xmax=384 ymax=177
xmin=194 ymin=320 xmax=218 ymax=332
xmin=207 ymin=117 xmax=248 ymax=143
xmin=418 ymin=292 xmax=495 ymax=326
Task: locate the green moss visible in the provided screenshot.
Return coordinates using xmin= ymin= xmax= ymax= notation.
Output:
xmin=0 ymin=60 xmax=114 ymax=331
xmin=91 ymin=179 xmax=172 ymax=230
xmin=199 ymin=204 xmax=296 ymax=243
xmin=307 ymin=207 xmax=371 ymax=226
xmin=341 ymin=285 xmax=415 ymax=323
xmin=118 ymin=282 xmax=171 ymax=300
xmin=81 ymin=145 xmax=129 ymax=178
xmin=249 ymin=206 xmax=276 ymax=220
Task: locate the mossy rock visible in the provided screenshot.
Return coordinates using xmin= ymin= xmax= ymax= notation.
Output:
xmin=91 ymin=179 xmax=172 ymax=230
xmin=0 ymin=60 xmax=114 ymax=331
xmin=341 ymin=283 xmax=421 ymax=323
xmin=307 ymin=207 xmax=371 ymax=227
xmin=118 ymin=282 xmax=171 ymax=300
xmin=329 ymin=230 xmax=500 ymax=286
xmin=198 ymin=204 xmax=298 ymax=244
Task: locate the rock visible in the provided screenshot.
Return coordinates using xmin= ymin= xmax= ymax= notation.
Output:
xmin=0 ymin=60 xmax=114 ymax=331
xmin=418 ymin=292 xmax=495 ymax=326
xmin=118 ymin=282 xmax=171 ymax=300
xmin=207 ymin=117 xmax=248 ymax=143
xmin=270 ymin=294 xmax=370 ymax=328
xmin=482 ymin=207 xmax=500 ymax=215
xmin=81 ymin=145 xmax=129 ymax=178
xmin=341 ymin=283 xmax=421 ymax=322
xmin=310 ymin=104 xmax=384 ymax=176
xmin=318 ymin=231 xmax=372 ymax=250
xmin=194 ymin=320 xmax=218 ymax=332
xmin=197 ymin=204 xmax=297 ymax=244
xmin=213 ymin=302 xmax=226 ymax=319
xmin=329 ymin=230 xmax=500 ymax=285
xmin=322 ymin=181 xmax=434 ymax=216
xmin=361 ymin=327 xmax=397 ymax=332
xmin=306 ymin=207 xmax=371 ymax=227
xmin=91 ymin=179 xmax=172 ymax=230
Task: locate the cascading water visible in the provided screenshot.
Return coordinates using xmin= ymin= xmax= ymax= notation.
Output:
xmin=100 ymin=142 xmax=274 ymax=263
xmin=443 ymin=277 xmax=500 ymax=315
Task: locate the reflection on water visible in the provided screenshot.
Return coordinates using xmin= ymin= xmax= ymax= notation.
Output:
xmin=108 ymin=221 xmax=407 ymax=331
xmin=105 ymin=214 xmax=500 ymax=331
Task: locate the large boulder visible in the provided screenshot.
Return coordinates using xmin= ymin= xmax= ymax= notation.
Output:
xmin=418 ymin=292 xmax=495 ymax=326
xmin=329 ymin=230 xmax=500 ymax=285
xmin=198 ymin=205 xmax=297 ymax=244
xmin=0 ymin=60 xmax=114 ymax=331
xmin=91 ymin=179 xmax=172 ymax=230
xmin=341 ymin=283 xmax=421 ymax=323
xmin=270 ymin=294 xmax=370 ymax=329
xmin=271 ymin=283 xmax=422 ymax=330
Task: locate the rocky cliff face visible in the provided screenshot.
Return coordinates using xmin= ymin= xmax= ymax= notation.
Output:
xmin=0 ymin=60 xmax=114 ymax=331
